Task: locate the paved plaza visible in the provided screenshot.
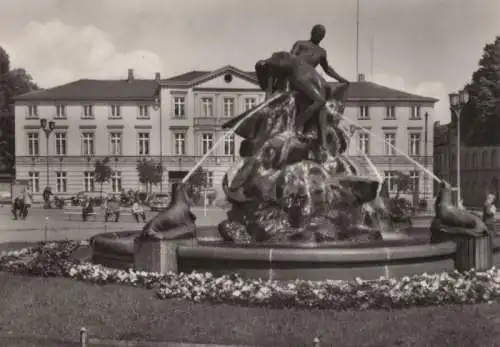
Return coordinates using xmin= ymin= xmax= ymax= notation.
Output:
xmin=0 ymin=205 xmax=227 ymax=244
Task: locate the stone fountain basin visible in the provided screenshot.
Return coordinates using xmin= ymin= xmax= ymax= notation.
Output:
xmin=89 ymin=226 xmax=479 ymax=281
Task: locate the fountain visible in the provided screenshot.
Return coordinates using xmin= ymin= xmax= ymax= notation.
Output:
xmin=91 ymin=25 xmax=498 ymax=280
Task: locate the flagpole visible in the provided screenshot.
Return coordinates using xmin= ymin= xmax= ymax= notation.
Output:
xmin=356 ymin=0 xmax=360 ymax=78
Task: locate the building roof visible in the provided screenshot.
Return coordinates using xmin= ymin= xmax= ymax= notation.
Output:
xmin=162 ymin=66 xmax=437 ymax=102
xmin=14 ymin=79 xmax=159 ymax=102
xmin=163 ymin=68 xmax=257 ymax=84
xmin=332 ymin=81 xmax=439 ymax=102
xmin=13 ymin=66 xmax=438 ymax=103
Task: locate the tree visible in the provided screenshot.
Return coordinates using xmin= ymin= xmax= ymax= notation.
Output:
xmin=393 ymin=171 xmax=411 ymax=199
xmin=0 ymin=46 xmax=40 ymax=174
xmin=136 ymin=158 xmax=163 ymax=195
xmin=460 ymin=36 xmax=500 ymax=145
xmin=94 ymin=157 xmax=113 ymax=197
xmin=184 ymin=167 xmax=208 ymax=204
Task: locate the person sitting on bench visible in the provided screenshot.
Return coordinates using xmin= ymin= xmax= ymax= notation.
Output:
xmin=132 ymin=199 xmax=147 ymax=223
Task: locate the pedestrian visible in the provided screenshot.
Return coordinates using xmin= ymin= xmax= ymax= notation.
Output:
xmin=131 ymin=199 xmax=146 ymax=223
xmin=23 ymin=189 xmax=32 ymax=216
xmin=482 ymin=193 xmax=496 ymax=234
xmin=82 ymin=197 xmax=94 ymax=222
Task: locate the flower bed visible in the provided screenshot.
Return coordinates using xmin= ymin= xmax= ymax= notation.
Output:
xmin=1 ymin=241 xmax=500 ymax=310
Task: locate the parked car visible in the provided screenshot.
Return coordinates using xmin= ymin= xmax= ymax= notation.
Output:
xmin=150 ymin=193 xmax=169 ymax=212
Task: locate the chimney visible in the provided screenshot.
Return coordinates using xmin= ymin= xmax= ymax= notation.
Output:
xmin=154 ymin=72 xmax=160 ymax=82
xmin=357 ymin=73 xmax=365 ymax=82
xmin=127 ymin=68 xmax=134 ymax=82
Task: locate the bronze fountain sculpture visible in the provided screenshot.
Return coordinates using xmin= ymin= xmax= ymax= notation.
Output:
xmin=135 ymin=24 xmax=490 ymax=247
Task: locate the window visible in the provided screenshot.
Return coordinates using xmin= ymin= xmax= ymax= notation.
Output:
xmin=55 ymin=104 xmax=67 ymax=119
xmin=111 ymin=172 xmax=122 ymax=193
xmin=384 ymin=170 xmax=397 ymax=193
xmin=201 ymin=97 xmax=213 ymax=117
xmin=224 ymin=134 xmax=235 ymax=156
xmin=56 ymin=172 xmax=67 ymax=193
xmin=204 ymin=171 xmax=214 ymax=188
xmin=83 ymin=171 xmax=95 ymax=192
xmin=223 ymin=98 xmax=234 ymax=117
xmin=358 ymin=132 xmax=370 ymax=155
xmin=244 ymin=97 xmax=257 ymax=111
xmin=359 ymin=106 xmax=370 ymax=120
xmin=110 ymin=105 xmax=121 ymax=118
xmin=482 ymin=151 xmax=488 ymax=168
xmin=27 ymin=132 xmax=39 ymax=156
xmin=385 ymin=106 xmax=396 ymax=120
xmin=81 ymin=132 xmax=94 ymax=156
xmin=174 ymin=132 xmax=186 ymax=155
xmin=28 ymin=172 xmax=40 ymax=193
xmin=83 ymin=105 xmax=94 ymax=118
xmin=472 ymin=152 xmax=478 ymax=168
xmin=384 ymin=132 xmax=396 ymax=155
xmin=201 ymin=133 xmax=214 ymax=155
xmin=409 ymin=133 xmax=421 ymax=156
xmin=410 ymin=170 xmax=420 ymax=192
xmin=138 ymin=105 xmax=150 ymax=119
xmin=55 ymin=132 xmax=67 ymax=156
xmin=27 ymin=105 xmax=38 ymax=118
xmin=491 ymin=149 xmax=497 ymax=169
xmin=410 ymin=105 xmax=422 ymax=120
xmin=110 ymin=132 xmax=122 ymax=155
xmin=173 ymin=96 xmax=185 ymax=118
xmin=465 ymin=153 xmax=470 ymax=169
xmin=138 ymin=132 xmax=150 ymax=155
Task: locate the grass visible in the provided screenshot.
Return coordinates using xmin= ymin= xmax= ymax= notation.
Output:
xmin=1 ymin=273 xmax=500 ymax=346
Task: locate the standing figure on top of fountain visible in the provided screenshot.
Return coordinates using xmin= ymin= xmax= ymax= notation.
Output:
xmin=255 ymin=24 xmax=350 ymax=136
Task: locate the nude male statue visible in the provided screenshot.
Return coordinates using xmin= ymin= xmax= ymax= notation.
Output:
xmin=255 ymin=24 xmax=350 ymax=136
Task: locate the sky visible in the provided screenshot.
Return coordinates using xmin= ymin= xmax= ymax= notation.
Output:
xmin=1 ymin=0 xmax=499 ymax=124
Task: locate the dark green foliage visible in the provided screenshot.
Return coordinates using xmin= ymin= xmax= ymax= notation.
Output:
xmin=136 ymin=158 xmax=163 ymax=195
xmin=460 ymin=37 xmax=500 ymax=145
xmin=94 ymin=157 xmax=113 ymax=196
xmin=0 ymin=46 xmax=40 ymax=173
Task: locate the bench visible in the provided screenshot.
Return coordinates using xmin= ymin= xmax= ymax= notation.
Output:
xmin=64 ymin=211 xmax=98 ymax=221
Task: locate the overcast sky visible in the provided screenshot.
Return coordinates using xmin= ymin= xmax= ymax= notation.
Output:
xmin=1 ymin=0 xmax=499 ymax=123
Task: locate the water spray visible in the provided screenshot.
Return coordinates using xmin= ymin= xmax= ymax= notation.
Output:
xmin=342 ymin=117 xmax=442 ymax=184
xmin=181 ymin=93 xmax=284 ymax=185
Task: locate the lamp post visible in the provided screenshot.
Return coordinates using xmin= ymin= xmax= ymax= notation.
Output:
xmin=153 ymin=90 xmax=163 ymax=192
xmin=40 ymin=118 xmax=56 ymax=189
xmin=449 ymin=89 xmax=469 ymax=204
xmin=424 ymin=112 xmax=429 ymax=200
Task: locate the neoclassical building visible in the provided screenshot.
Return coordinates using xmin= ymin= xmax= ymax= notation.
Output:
xmin=14 ymin=66 xmax=437 ymax=201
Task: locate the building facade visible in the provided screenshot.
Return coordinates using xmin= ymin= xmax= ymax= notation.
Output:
xmin=434 ymin=122 xmax=500 ymax=207
xmin=14 ymin=66 xmax=437 ymax=201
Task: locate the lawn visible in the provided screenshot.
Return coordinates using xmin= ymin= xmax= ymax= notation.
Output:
xmin=1 ymin=273 xmax=500 ymax=346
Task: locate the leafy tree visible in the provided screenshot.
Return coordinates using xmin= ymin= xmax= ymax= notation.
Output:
xmin=184 ymin=167 xmax=208 ymax=204
xmin=393 ymin=171 xmax=411 ymax=198
xmin=460 ymin=36 xmax=500 ymax=145
xmin=0 ymin=46 xmax=40 ymax=174
xmin=136 ymin=158 xmax=163 ymax=195
xmin=94 ymin=157 xmax=113 ymax=197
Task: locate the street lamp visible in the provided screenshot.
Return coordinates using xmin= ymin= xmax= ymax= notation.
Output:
xmin=40 ymin=118 xmax=56 ymax=189
xmin=153 ymin=89 xmax=163 ymax=192
xmin=449 ymin=89 xmax=469 ymax=203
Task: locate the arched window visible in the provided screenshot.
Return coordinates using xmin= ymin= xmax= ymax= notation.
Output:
xmin=482 ymin=150 xmax=488 ymax=168
xmin=491 ymin=149 xmax=497 ymax=169
xmin=472 ymin=152 xmax=478 ymax=168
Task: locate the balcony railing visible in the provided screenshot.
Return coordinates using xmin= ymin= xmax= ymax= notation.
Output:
xmin=193 ymin=117 xmax=228 ymax=127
